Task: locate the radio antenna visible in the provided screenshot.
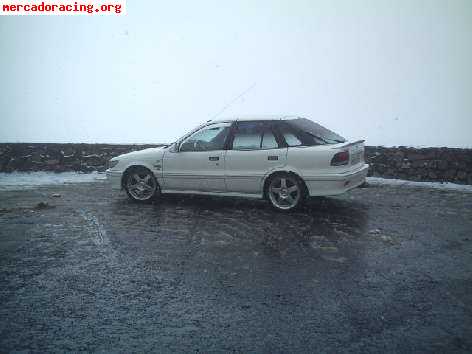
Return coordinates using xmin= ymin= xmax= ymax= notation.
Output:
xmin=210 ymin=82 xmax=256 ymax=120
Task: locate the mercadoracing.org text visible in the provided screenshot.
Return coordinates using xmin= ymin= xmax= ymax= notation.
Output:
xmin=0 ymin=0 xmax=126 ymax=15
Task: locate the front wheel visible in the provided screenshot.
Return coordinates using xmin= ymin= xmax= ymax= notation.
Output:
xmin=266 ymin=173 xmax=305 ymax=211
xmin=124 ymin=167 xmax=160 ymax=202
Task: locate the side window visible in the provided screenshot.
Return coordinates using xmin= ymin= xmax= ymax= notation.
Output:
xmin=179 ymin=122 xmax=231 ymax=152
xmin=233 ymin=133 xmax=260 ymax=150
xmin=283 ymin=133 xmax=302 ymax=147
xmin=276 ymin=122 xmax=303 ymax=147
xmin=231 ymin=122 xmax=280 ymax=150
xmin=261 ymin=131 xmax=278 ymax=149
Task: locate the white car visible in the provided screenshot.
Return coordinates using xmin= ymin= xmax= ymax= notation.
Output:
xmin=106 ymin=116 xmax=368 ymax=211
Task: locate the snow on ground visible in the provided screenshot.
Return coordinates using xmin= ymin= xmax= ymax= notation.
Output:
xmin=0 ymin=172 xmax=106 ymax=191
xmin=367 ymin=177 xmax=472 ymax=193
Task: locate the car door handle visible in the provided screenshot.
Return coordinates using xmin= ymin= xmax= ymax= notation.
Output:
xmin=209 ymin=156 xmax=219 ymax=161
xmin=268 ymin=155 xmax=278 ymax=161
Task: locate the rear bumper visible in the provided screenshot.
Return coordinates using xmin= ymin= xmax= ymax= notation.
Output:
xmin=106 ymin=169 xmax=123 ymax=190
xmin=304 ymin=164 xmax=369 ymax=196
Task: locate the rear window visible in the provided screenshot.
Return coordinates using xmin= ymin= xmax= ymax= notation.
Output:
xmin=231 ymin=121 xmax=279 ymax=150
xmin=281 ymin=132 xmax=302 ymax=147
xmin=284 ymin=118 xmax=346 ymax=145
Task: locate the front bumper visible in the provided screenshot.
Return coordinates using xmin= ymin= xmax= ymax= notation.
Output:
xmin=304 ymin=164 xmax=369 ymax=197
xmin=106 ymin=169 xmax=123 ymax=190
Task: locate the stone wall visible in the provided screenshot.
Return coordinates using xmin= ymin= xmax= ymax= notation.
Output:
xmin=1 ymin=143 xmax=472 ymax=185
xmin=365 ymin=146 xmax=472 ymax=185
xmin=0 ymin=143 xmax=162 ymax=173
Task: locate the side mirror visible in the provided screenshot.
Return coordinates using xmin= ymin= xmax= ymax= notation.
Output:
xmin=169 ymin=142 xmax=180 ymax=153
xmin=177 ymin=140 xmax=201 ymax=152
xmin=179 ymin=141 xmax=194 ymax=152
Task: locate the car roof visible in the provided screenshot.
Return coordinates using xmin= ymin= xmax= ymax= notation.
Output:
xmin=211 ymin=115 xmax=300 ymax=124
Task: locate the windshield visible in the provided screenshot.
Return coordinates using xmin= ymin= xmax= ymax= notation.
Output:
xmin=286 ymin=118 xmax=346 ymax=144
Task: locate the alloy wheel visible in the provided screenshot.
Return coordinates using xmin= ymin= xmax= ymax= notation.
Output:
xmin=268 ymin=175 xmax=301 ymax=210
xmin=126 ymin=170 xmax=157 ymax=201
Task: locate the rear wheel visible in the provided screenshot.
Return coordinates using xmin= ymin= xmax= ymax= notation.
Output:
xmin=124 ymin=167 xmax=160 ymax=202
xmin=266 ymin=173 xmax=305 ymax=211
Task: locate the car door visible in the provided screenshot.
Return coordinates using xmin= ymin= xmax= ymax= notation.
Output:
xmin=225 ymin=121 xmax=288 ymax=195
xmin=162 ymin=122 xmax=231 ymax=192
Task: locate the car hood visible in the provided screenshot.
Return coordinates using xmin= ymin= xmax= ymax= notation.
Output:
xmin=115 ymin=146 xmax=166 ymax=160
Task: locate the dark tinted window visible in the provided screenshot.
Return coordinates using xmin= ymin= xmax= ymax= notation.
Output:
xmin=231 ymin=121 xmax=279 ymax=150
xmin=286 ymin=118 xmax=346 ymax=145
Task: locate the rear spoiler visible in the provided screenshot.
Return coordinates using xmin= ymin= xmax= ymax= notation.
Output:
xmin=332 ymin=140 xmax=365 ymax=149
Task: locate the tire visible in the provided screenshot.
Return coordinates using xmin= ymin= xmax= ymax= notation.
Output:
xmin=124 ymin=166 xmax=160 ymax=202
xmin=265 ymin=172 xmax=306 ymax=211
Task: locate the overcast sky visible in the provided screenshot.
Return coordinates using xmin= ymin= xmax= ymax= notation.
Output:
xmin=1 ymin=0 xmax=471 ymax=147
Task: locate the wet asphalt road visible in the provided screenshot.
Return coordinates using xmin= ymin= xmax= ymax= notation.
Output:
xmin=0 ymin=181 xmax=471 ymax=353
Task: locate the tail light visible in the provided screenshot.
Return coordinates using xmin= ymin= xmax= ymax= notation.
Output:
xmin=331 ymin=151 xmax=349 ymax=166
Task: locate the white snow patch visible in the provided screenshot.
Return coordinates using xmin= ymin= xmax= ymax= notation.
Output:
xmin=0 ymin=171 xmax=106 ymax=191
xmin=367 ymin=177 xmax=472 ymax=193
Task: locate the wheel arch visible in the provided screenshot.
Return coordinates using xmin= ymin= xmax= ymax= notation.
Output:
xmin=121 ymin=163 xmax=158 ymax=189
xmin=262 ymin=168 xmax=309 ymax=199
